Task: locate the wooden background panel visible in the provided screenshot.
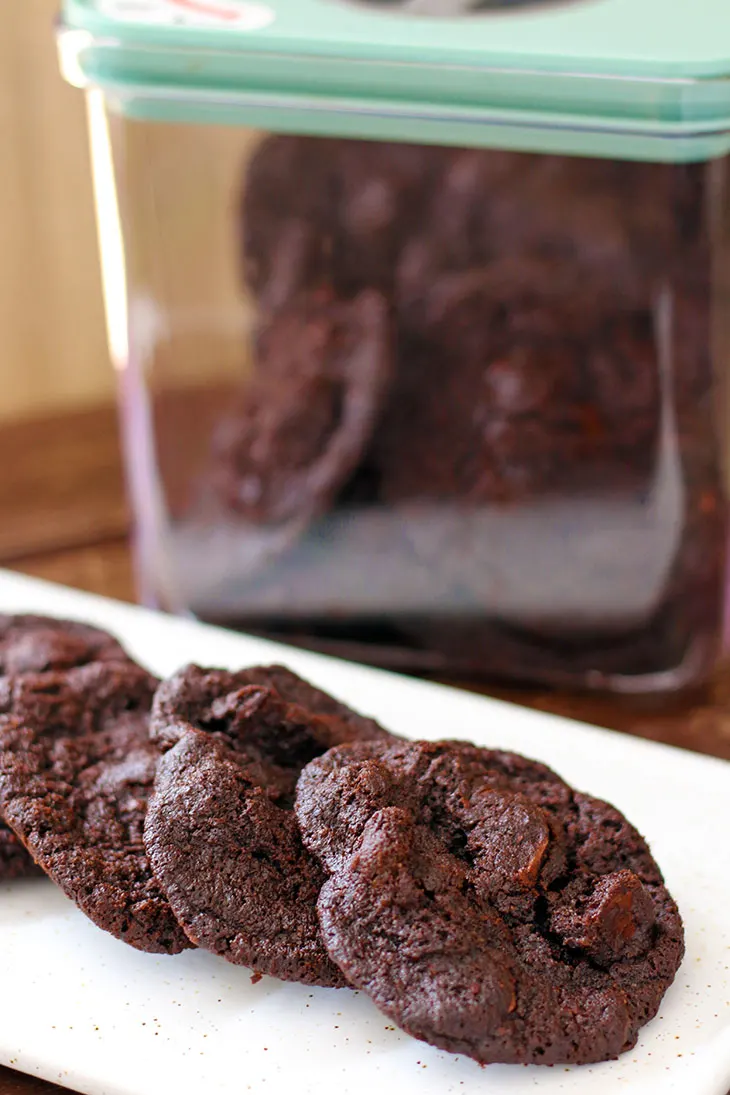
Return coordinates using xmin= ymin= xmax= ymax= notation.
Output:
xmin=0 ymin=1 xmax=261 ymax=421
xmin=0 ymin=0 xmax=112 ymax=421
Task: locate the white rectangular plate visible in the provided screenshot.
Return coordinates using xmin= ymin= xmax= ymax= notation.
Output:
xmin=0 ymin=570 xmax=728 ymax=1095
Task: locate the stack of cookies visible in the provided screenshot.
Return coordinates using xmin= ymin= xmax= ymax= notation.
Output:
xmin=0 ymin=614 xmax=684 ymax=1067
xmin=188 ymin=136 xmax=725 ymax=688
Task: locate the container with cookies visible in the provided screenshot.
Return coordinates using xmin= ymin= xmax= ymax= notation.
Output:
xmin=59 ymin=0 xmax=730 ymax=692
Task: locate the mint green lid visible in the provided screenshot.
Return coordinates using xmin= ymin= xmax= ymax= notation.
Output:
xmin=60 ymin=0 xmax=730 ymax=160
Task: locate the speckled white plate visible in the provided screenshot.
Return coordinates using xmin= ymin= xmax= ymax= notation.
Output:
xmin=0 ymin=570 xmax=728 ymax=1095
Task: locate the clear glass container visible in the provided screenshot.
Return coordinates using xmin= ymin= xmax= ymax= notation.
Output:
xmin=60 ymin=0 xmax=730 ymax=691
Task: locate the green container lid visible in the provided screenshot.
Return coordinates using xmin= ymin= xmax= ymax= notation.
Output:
xmin=60 ymin=0 xmax=730 ymax=160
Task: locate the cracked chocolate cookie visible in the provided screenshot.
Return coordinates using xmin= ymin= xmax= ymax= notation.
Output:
xmin=0 ymin=614 xmax=133 ymax=882
xmin=0 ymin=661 xmax=190 ymax=954
xmin=0 ymin=614 xmax=130 ymax=676
xmin=145 ymin=664 xmax=393 ymax=984
xmin=296 ymin=739 xmax=684 ymax=1065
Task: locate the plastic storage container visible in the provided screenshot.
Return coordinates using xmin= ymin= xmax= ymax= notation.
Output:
xmin=59 ymin=0 xmax=730 ymax=692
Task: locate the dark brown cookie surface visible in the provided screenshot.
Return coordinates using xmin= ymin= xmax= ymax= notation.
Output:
xmin=241 ymin=135 xmax=440 ymax=306
xmin=150 ymin=662 xmax=388 ymax=751
xmin=382 ymin=263 xmax=660 ymax=507
xmin=295 ymin=739 xmax=683 ymax=1065
xmin=330 ymin=140 xmax=442 ymax=294
xmin=0 ymin=614 xmax=129 ymax=676
xmin=396 ymin=152 xmax=698 ymax=316
xmin=0 ymin=615 xmax=133 ymax=882
xmin=146 ymin=664 xmax=393 ymax=984
xmin=241 ymin=135 xmax=337 ymax=314
xmin=0 ymin=661 xmax=190 ymax=954
xmin=211 ymin=289 xmax=392 ymax=527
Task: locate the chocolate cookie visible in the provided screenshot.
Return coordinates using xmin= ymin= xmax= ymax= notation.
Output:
xmin=397 ymin=152 xmax=700 ymax=314
xmin=151 ymin=662 xmax=388 ymax=749
xmin=241 ymin=134 xmax=337 ymax=314
xmin=0 ymin=614 xmax=129 ymax=676
xmin=0 ymin=614 xmax=133 ymax=881
xmin=399 ymin=325 xmax=725 ymax=689
xmin=211 ymin=289 xmax=393 ymax=526
xmin=295 ymin=739 xmax=683 ymax=1065
xmin=145 ymin=664 xmax=393 ymax=984
xmin=241 ymin=135 xmax=440 ymax=307
xmin=382 ymin=263 xmax=661 ymax=507
xmin=331 ymin=140 xmax=442 ymax=294
xmin=0 ymin=661 xmax=190 ymax=954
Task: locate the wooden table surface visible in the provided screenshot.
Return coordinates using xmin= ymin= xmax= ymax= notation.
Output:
xmin=1 ymin=403 xmax=729 ymax=1095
